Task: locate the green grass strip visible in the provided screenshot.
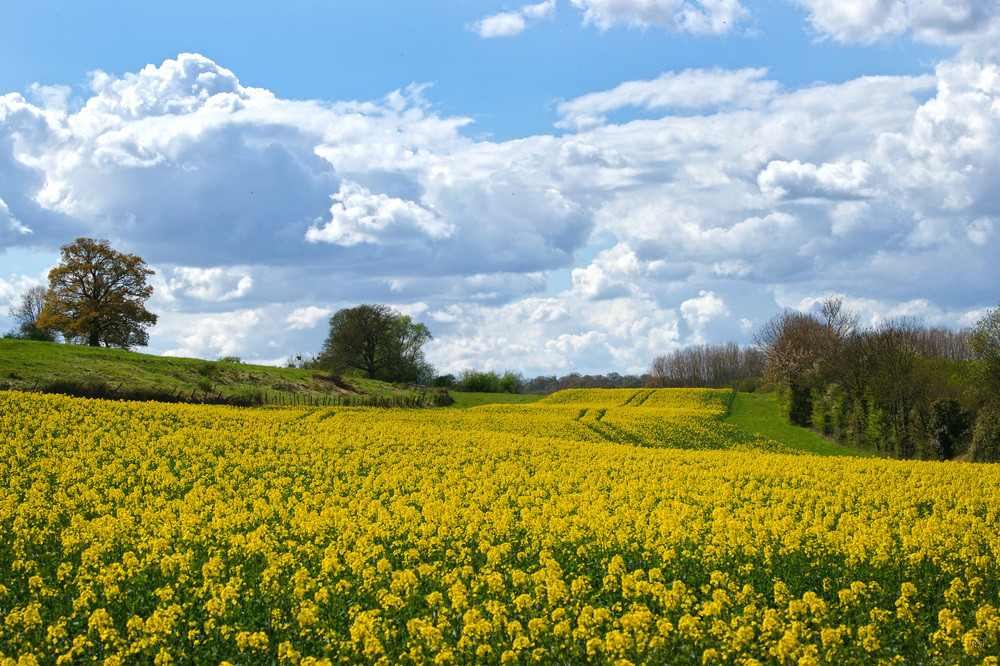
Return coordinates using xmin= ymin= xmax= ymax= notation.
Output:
xmin=447 ymin=392 xmax=546 ymax=409
xmin=725 ymin=391 xmax=871 ymax=458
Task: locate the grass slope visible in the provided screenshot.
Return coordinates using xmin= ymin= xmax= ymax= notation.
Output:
xmin=726 ymin=391 xmax=871 ymax=458
xmin=0 ymin=339 xmax=425 ymax=404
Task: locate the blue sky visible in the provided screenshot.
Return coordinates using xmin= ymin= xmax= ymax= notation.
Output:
xmin=2 ymin=1 xmax=998 ymax=375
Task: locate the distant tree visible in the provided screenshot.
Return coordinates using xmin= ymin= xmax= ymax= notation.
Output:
xmin=456 ymin=370 xmax=501 ymax=393
xmin=6 ymin=285 xmax=56 ymax=341
xmin=754 ymin=311 xmax=830 ymax=425
xmin=318 ymin=304 xmax=433 ymax=383
xmin=36 ymin=238 xmax=157 ymax=349
xmin=498 ymin=371 xmax=525 ymax=394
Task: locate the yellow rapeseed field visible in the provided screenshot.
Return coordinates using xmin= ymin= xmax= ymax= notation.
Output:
xmin=1 ymin=388 xmax=998 ymax=664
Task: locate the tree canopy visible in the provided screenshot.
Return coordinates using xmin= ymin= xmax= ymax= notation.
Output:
xmin=971 ymin=304 xmax=1000 ymax=397
xmin=36 ymin=238 xmax=158 ymax=349
xmin=318 ymin=304 xmax=432 ymax=383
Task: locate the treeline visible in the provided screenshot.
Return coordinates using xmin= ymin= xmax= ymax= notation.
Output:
xmin=430 ymin=370 xmax=649 ymax=394
xmin=753 ymin=297 xmax=999 ymax=462
xmin=644 ymin=297 xmax=999 ymax=462
xmin=522 ymin=372 xmax=649 ymax=395
xmin=648 ymin=342 xmax=765 ymax=391
xmin=428 ymin=370 xmax=651 ymax=395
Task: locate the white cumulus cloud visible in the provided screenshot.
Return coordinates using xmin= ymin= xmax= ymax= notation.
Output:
xmin=757 ymin=159 xmax=877 ymax=201
xmin=681 ymin=290 xmax=730 ymax=330
xmin=570 ymin=0 xmax=748 ymax=34
xmin=3 ymin=52 xmax=999 ymax=372
xmin=791 ymin=0 xmax=1000 ymax=53
xmin=285 ymin=306 xmax=333 ymax=330
xmin=306 ymin=181 xmax=452 ymax=246
xmin=472 ymin=1 xmax=556 ymax=38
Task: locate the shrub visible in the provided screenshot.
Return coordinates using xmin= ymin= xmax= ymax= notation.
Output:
xmin=456 ymin=370 xmax=500 ymax=393
xmin=498 ymin=371 xmax=524 ymax=394
xmin=730 ymin=377 xmax=760 ymax=393
xmin=432 ymin=374 xmax=456 ymax=388
xmin=196 ymin=361 xmax=220 ymax=377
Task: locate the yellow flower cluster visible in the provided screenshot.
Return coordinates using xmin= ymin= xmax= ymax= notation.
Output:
xmin=1 ymin=388 xmax=998 ymax=664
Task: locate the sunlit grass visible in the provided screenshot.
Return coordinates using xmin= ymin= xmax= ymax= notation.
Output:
xmin=726 ymin=391 xmax=871 ymax=458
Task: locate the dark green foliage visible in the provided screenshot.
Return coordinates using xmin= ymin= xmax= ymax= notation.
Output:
xmin=498 ymin=371 xmax=524 ymax=394
xmin=452 ymin=370 xmax=525 ymax=394
xmin=456 ymin=370 xmax=501 ymax=393
xmin=318 ymin=304 xmax=433 ymax=384
xmin=432 ymin=374 xmax=456 ymax=388
xmin=928 ymin=397 xmax=968 ymax=460
xmin=746 ymin=296 xmax=1000 ymax=461
xmin=969 ymin=406 xmax=1000 ymax=463
xmin=787 ymin=383 xmax=813 ymax=427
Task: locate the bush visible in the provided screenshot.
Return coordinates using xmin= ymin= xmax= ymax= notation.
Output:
xmin=498 ymin=371 xmax=524 ymax=394
xmin=432 ymin=374 xmax=456 ymax=388
xmin=969 ymin=406 xmax=1000 ymax=463
xmin=196 ymin=361 xmax=220 ymax=377
xmin=454 ymin=370 xmax=497 ymax=393
xmin=730 ymin=377 xmax=760 ymax=393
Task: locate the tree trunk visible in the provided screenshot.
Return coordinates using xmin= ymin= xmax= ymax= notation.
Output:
xmin=88 ymin=330 xmax=101 ymax=346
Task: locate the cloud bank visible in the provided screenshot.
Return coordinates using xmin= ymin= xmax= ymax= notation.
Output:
xmin=1 ymin=47 xmax=998 ymax=373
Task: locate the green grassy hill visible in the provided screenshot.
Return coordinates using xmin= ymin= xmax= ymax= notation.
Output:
xmin=0 ymin=339 xmax=436 ymax=406
xmin=725 ymin=391 xmax=871 ymax=457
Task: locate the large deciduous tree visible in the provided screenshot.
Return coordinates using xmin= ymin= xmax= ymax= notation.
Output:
xmin=319 ymin=304 xmax=433 ymax=383
xmin=36 ymin=238 xmax=158 ymax=349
